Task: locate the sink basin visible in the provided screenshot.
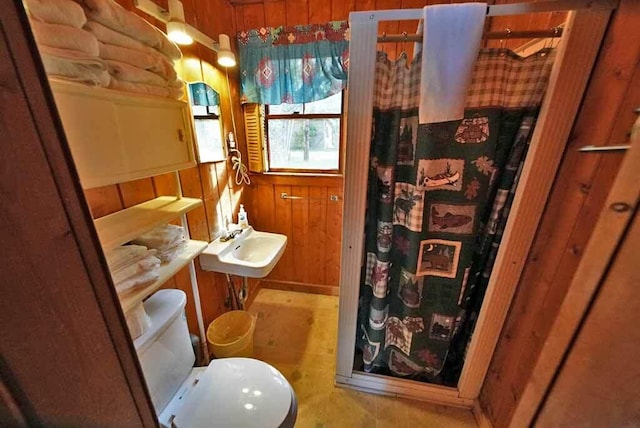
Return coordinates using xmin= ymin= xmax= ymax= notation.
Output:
xmin=199 ymin=226 xmax=287 ymax=278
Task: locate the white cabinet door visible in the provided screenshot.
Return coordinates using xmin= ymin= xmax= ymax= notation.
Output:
xmin=50 ymin=79 xmax=196 ymax=189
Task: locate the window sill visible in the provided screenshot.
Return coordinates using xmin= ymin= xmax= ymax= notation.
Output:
xmin=259 ymin=171 xmax=343 ymax=178
xmin=249 ymin=172 xmax=344 ymax=187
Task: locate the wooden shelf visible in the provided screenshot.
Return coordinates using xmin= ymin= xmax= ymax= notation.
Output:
xmin=95 ymin=196 xmax=202 ymax=250
xmin=118 ymin=239 xmax=208 ymax=313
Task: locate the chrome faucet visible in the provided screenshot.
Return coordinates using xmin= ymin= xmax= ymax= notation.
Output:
xmin=220 ymin=229 xmax=243 ymax=242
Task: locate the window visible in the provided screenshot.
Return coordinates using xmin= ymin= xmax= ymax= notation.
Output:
xmin=264 ymin=92 xmax=342 ymax=172
xmin=192 ymin=104 xmax=226 ymax=163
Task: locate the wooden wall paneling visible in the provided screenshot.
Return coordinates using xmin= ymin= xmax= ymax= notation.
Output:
xmin=243 ymin=3 xmax=266 ymax=29
xmin=178 ymin=167 xmax=211 ymax=242
xmin=118 ymin=178 xmax=157 ymax=208
xmin=286 ymin=0 xmax=309 ymax=25
xmin=235 ymin=5 xmax=246 ymax=31
xmin=512 ymin=114 xmax=640 ymax=427
xmin=83 ymin=185 xmax=124 ymax=218
xmin=291 ymin=186 xmax=311 ymax=283
xmin=325 ymin=187 xmax=343 ymax=287
xmin=152 ymin=172 xmax=180 ymax=196
xmin=308 ymin=187 xmax=329 ymax=285
xmin=270 ymin=185 xmax=294 ymax=279
xmin=356 ymin=0 xmax=377 ymax=12
xmin=0 ymin=2 xmax=156 ymax=423
xmin=535 ymin=209 xmax=640 ymax=427
xmin=309 ymin=1 xmax=332 ymax=24
xmin=480 ymin=1 xmax=640 ymax=425
xmin=213 ymin=162 xmax=234 ymax=226
xmin=331 ymin=0 xmax=354 ymax=21
xmin=264 ymin=1 xmax=288 ymax=27
xmin=257 ymin=182 xmax=277 ymax=231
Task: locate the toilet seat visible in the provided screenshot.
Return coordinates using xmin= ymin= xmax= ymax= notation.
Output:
xmin=164 ymin=358 xmax=296 ymax=428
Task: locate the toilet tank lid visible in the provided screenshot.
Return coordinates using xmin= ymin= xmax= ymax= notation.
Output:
xmin=133 ymin=289 xmax=187 ymax=352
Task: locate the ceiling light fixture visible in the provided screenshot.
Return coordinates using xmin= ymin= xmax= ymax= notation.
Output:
xmin=134 ymin=0 xmax=236 ymax=67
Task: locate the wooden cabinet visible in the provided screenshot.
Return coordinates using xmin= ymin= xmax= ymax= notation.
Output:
xmin=50 ymin=79 xmax=196 ymax=189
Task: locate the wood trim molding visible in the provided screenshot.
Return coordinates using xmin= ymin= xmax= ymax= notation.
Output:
xmin=473 ymin=400 xmax=493 ymax=428
xmin=457 ymin=9 xmax=611 ymax=399
xmin=261 ymin=280 xmax=340 ymax=296
xmin=508 ymin=117 xmax=640 ymax=427
xmin=336 ymin=373 xmax=474 ymax=408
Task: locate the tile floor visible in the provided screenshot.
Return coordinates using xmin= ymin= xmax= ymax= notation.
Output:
xmin=247 ymin=288 xmax=477 ymax=427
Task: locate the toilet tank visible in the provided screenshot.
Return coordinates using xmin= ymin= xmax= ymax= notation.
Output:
xmin=133 ymin=289 xmax=195 ymax=414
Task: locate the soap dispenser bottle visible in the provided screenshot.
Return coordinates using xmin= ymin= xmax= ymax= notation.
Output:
xmin=238 ymin=204 xmax=249 ymax=229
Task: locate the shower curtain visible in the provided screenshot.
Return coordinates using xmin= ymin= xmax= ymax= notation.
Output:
xmin=357 ymin=48 xmax=556 ymax=383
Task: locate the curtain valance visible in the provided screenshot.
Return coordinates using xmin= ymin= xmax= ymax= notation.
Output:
xmin=237 ymin=21 xmax=349 ymax=105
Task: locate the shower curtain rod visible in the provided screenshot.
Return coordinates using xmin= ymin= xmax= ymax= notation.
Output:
xmin=355 ymin=0 xmax=617 ymax=23
xmin=377 ymin=28 xmax=563 ymax=43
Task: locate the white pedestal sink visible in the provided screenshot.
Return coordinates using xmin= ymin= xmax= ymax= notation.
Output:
xmin=199 ymin=227 xmax=287 ymax=278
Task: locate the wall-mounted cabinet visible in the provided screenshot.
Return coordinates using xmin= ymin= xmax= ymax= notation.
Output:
xmin=50 ymin=79 xmax=197 ymax=189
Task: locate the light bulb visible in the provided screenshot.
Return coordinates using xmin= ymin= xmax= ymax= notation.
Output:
xmin=167 ymin=21 xmax=193 ymax=45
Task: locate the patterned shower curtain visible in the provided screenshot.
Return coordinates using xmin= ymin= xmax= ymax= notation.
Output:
xmin=357 ymin=48 xmax=556 ymax=383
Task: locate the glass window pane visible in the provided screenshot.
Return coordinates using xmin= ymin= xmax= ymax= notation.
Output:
xmin=304 ymin=92 xmax=342 ymax=114
xmin=267 ymin=118 xmax=340 ymax=170
xmin=269 ymin=103 xmax=303 ymax=115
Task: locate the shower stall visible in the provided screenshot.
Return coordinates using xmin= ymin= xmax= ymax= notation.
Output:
xmin=335 ymin=0 xmax=616 ymax=408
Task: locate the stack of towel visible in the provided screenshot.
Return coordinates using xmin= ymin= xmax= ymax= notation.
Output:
xmin=25 ymin=0 xmax=110 ymax=87
xmin=105 ymin=244 xmax=161 ymax=293
xmin=76 ymin=0 xmax=185 ymax=99
xmin=131 ymin=224 xmax=187 ymax=263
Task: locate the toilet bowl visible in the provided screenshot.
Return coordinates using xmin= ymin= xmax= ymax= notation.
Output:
xmin=133 ymin=289 xmax=296 ymax=428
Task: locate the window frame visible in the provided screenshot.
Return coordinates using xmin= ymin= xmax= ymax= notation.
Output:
xmin=263 ymin=92 xmax=344 ymax=174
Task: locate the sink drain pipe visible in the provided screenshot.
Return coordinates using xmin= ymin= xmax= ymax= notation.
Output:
xmin=225 ymin=274 xmax=247 ymax=310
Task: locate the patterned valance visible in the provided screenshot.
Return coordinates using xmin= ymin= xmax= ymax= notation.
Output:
xmin=237 ymin=21 xmax=350 ymax=105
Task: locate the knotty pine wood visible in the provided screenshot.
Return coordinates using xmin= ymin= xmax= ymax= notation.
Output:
xmin=233 ymin=1 xmax=567 ymax=60
xmin=1 ymin=2 xmax=156 ymax=424
xmin=480 ymin=2 xmax=640 ymax=426
xmin=535 ymin=209 xmax=640 ymax=427
xmin=245 ymin=180 xmax=344 ymax=289
xmin=81 ymin=0 xmax=246 ymax=334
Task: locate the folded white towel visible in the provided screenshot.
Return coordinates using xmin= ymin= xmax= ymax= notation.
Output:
xmin=105 ymin=59 xmax=169 ymax=87
xmin=38 ymin=46 xmax=110 ymax=87
xmin=124 ymin=302 xmax=151 ymax=339
xmin=98 ymin=42 xmax=177 ymax=81
xmin=115 ymin=268 xmax=160 ymax=293
xmin=25 ymin=0 xmax=87 ymax=28
xmin=132 ymin=224 xmax=185 ymax=251
xmin=155 ymin=241 xmax=187 ymax=263
xmin=30 ymin=20 xmax=100 ymax=56
xmin=109 ymin=77 xmax=185 ymax=100
xmin=419 ymin=3 xmax=486 ymax=124
xmin=77 ymin=0 xmax=182 ymax=60
xmin=105 ymin=244 xmax=150 ymax=270
xmin=111 ymin=255 xmax=161 ymax=284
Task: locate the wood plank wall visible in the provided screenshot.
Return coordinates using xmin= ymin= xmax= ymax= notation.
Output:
xmin=480 ymin=1 xmax=640 ymax=426
xmin=81 ymin=0 xmax=246 ymax=336
xmin=248 ymin=175 xmax=344 ymax=295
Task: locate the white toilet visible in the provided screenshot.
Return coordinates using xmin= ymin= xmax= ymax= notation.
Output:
xmin=133 ymin=289 xmax=297 ymax=427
